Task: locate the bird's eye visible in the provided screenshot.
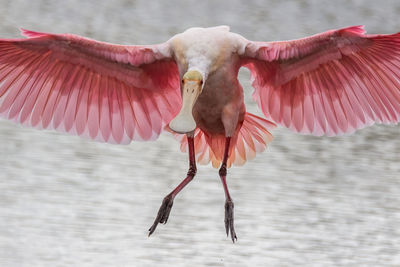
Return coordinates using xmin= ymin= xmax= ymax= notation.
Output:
xmin=200 ymin=80 xmax=203 ymax=85
xmin=181 ymin=79 xmax=185 ymax=84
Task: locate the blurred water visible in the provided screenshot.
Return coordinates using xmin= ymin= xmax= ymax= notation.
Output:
xmin=0 ymin=0 xmax=400 ymax=266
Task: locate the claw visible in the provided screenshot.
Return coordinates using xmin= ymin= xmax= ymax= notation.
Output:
xmin=224 ymin=200 xmax=237 ymax=242
xmin=148 ymin=195 xmax=174 ymax=236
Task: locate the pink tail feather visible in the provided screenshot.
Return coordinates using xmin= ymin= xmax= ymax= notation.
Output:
xmin=173 ymin=113 xmax=276 ymax=168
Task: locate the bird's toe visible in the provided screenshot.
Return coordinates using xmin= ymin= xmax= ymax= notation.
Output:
xmin=148 ymin=195 xmax=174 ymax=236
xmin=224 ymin=200 xmax=237 ymax=243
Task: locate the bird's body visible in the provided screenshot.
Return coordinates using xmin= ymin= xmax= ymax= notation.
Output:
xmin=1 ymin=25 xmax=400 ymax=242
xmin=169 ymin=26 xmax=246 ymax=136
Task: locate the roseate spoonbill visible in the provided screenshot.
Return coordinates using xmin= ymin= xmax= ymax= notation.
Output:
xmin=1 ymin=25 xmax=400 ymax=242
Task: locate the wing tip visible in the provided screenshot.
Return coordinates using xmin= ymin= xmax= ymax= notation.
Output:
xmin=339 ymin=25 xmax=366 ymax=36
xmin=19 ymin=28 xmax=48 ymax=38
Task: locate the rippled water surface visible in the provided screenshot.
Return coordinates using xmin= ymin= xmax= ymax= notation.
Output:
xmin=1 ymin=0 xmax=400 ymax=266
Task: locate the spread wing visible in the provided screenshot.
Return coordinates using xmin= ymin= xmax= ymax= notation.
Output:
xmin=0 ymin=29 xmax=181 ymax=144
xmin=241 ymin=26 xmax=400 ymax=136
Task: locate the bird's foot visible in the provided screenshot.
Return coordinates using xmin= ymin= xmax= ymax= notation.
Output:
xmin=224 ymin=200 xmax=237 ymax=242
xmin=148 ymin=195 xmax=174 ymax=236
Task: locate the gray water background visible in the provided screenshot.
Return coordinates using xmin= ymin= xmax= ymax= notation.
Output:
xmin=0 ymin=0 xmax=400 ymax=266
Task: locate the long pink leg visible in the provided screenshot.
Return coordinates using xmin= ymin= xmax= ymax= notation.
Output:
xmin=219 ymin=137 xmax=237 ymax=242
xmin=148 ymin=136 xmax=197 ymax=236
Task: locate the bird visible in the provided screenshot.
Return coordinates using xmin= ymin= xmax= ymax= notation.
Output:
xmin=1 ymin=25 xmax=400 ymax=242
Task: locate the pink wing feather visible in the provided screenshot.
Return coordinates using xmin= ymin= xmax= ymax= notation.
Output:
xmin=242 ymin=26 xmax=400 ymax=136
xmin=0 ymin=29 xmax=181 ymax=143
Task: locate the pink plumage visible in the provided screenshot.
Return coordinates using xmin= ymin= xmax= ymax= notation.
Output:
xmin=2 ymin=26 xmax=399 ymax=152
xmin=0 ymin=29 xmax=180 ymax=144
xmin=173 ymin=113 xmax=276 ymax=168
xmin=243 ymin=25 xmax=400 ymax=136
